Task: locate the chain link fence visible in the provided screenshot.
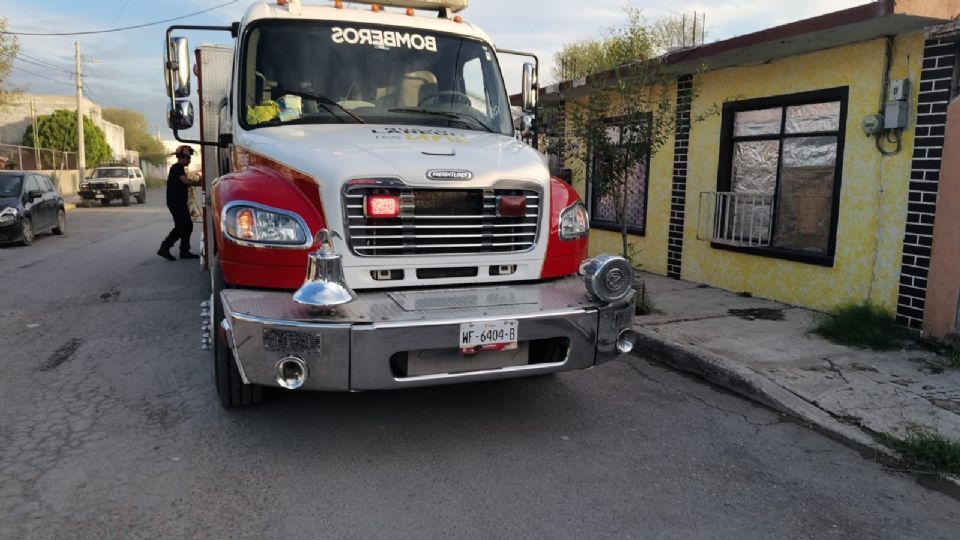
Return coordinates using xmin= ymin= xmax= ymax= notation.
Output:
xmin=0 ymin=143 xmax=77 ymax=171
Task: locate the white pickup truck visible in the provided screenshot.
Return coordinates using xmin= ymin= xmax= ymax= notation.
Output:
xmin=79 ymin=166 xmax=148 ymax=206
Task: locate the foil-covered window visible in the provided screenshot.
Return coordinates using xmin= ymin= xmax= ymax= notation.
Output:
xmin=734 ymin=108 xmax=781 ymax=136
xmin=773 ymin=136 xmax=838 ymax=254
xmin=786 ymin=102 xmax=841 ymax=133
xmin=589 ymin=122 xmax=648 ymax=233
xmin=718 ymin=92 xmax=845 ymax=259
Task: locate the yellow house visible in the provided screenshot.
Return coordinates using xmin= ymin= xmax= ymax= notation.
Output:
xmin=540 ymin=0 xmax=960 ymax=329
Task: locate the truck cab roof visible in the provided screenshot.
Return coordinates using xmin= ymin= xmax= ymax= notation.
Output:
xmin=241 ymin=1 xmax=495 ymax=48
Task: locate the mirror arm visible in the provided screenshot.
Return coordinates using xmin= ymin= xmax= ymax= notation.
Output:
xmin=165 ymin=24 xmax=233 ymax=147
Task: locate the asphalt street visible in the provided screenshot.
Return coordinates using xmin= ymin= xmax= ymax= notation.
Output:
xmin=0 ymin=191 xmax=957 ymax=539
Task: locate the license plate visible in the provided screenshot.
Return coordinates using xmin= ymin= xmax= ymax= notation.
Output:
xmin=94 ymin=193 xmax=104 ymax=199
xmin=459 ymin=320 xmax=518 ymax=355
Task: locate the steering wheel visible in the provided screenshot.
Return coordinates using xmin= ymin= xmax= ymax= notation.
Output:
xmin=417 ymin=91 xmax=472 ymax=107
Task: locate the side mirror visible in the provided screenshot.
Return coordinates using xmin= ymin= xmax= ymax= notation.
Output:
xmin=521 ymin=114 xmax=535 ymax=134
xmin=165 ymin=36 xmax=191 ymax=98
xmin=27 ymin=189 xmax=42 ymax=201
xmin=167 ymin=100 xmax=195 ymax=130
xmin=521 ymin=62 xmax=538 ymax=112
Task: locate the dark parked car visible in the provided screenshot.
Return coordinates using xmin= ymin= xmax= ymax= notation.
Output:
xmin=0 ymin=171 xmax=66 ymax=246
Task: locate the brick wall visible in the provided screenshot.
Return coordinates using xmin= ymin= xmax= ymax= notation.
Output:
xmin=897 ymin=37 xmax=958 ymax=328
xmin=667 ymin=75 xmax=693 ymax=278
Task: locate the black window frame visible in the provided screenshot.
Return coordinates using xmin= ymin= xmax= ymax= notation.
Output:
xmin=586 ymin=114 xmax=651 ymax=236
xmin=714 ymin=87 xmax=849 ymax=267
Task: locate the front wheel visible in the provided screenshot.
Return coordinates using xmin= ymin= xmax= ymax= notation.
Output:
xmin=100 ymin=199 xmax=110 ymax=206
xmin=19 ymin=218 xmax=34 ymax=246
xmin=212 ymin=257 xmax=263 ymax=407
xmin=52 ymin=209 xmax=66 ymax=235
xmin=121 ymin=186 xmax=131 ymax=207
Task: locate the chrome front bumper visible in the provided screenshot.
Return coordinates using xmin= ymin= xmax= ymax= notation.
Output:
xmin=220 ymin=276 xmax=634 ymax=391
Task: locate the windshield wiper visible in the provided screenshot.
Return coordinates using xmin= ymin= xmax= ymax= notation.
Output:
xmin=279 ymin=90 xmax=366 ymax=124
xmin=388 ymin=108 xmax=494 ymax=133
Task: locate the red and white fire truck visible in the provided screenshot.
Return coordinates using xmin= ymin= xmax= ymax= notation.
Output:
xmin=164 ymin=0 xmax=638 ymax=407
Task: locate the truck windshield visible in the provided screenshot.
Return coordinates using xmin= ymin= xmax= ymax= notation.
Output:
xmin=241 ymin=20 xmax=513 ymax=135
xmin=93 ymin=169 xmax=127 ymax=178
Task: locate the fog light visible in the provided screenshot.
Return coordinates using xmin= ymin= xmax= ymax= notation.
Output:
xmin=276 ymin=356 xmax=309 ymax=390
xmin=616 ymin=329 xmax=638 ymax=354
xmin=580 ymin=255 xmax=634 ymax=303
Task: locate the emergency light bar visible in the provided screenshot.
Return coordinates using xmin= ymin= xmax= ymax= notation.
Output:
xmin=341 ymin=0 xmax=468 ymax=13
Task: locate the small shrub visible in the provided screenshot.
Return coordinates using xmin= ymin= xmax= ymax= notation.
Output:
xmin=887 ymin=426 xmax=960 ymax=476
xmin=813 ymin=304 xmax=913 ymax=350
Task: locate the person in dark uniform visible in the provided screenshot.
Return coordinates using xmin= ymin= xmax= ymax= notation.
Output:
xmin=157 ymin=145 xmax=201 ymax=261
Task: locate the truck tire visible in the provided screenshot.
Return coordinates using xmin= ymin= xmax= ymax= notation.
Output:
xmin=136 ymin=185 xmax=146 ymax=204
xmin=121 ymin=186 xmax=131 ymax=207
xmin=212 ymin=257 xmax=263 ymax=407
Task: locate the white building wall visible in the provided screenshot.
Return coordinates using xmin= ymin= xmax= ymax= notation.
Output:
xmin=0 ymin=94 xmax=127 ymax=160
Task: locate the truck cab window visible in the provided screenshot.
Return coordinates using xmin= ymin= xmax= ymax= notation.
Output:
xmin=240 ymin=21 xmax=512 ymax=135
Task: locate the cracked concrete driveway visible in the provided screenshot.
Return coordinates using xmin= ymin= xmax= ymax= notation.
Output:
xmin=0 ymin=192 xmax=958 ymax=539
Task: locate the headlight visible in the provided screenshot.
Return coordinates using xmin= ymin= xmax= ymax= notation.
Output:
xmin=109 ymin=182 xmax=119 ymax=188
xmin=559 ymin=201 xmax=589 ymax=240
xmin=0 ymin=207 xmax=17 ymax=225
xmin=81 ymin=183 xmax=89 ymax=189
xmin=223 ymin=204 xmax=308 ymax=246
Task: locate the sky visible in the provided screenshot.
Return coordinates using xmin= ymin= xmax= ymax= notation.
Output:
xmin=2 ymin=0 xmax=868 ymax=140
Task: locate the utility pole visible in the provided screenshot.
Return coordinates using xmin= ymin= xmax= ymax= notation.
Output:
xmin=30 ymin=100 xmax=40 ymax=169
xmin=75 ymin=41 xmax=86 ymax=180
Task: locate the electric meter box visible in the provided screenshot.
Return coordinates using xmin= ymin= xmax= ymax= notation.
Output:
xmin=889 ymin=79 xmax=910 ymax=101
xmin=884 ymin=101 xmax=909 ymax=129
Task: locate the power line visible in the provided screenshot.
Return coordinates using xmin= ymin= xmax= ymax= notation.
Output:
xmin=17 ymin=52 xmax=73 ymax=73
xmin=12 ymin=65 xmax=73 ymax=87
xmin=93 ymin=0 xmax=133 ymax=53
xmin=16 ymin=55 xmax=74 ymax=75
xmin=0 ymin=0 xmax=239 ymax=36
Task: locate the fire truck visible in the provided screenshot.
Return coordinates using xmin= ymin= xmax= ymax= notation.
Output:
xmin=164 ymin=0 xmax=638 ymax=407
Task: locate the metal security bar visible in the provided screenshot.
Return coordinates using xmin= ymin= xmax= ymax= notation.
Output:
xmin=697 ymin=191 xmax=774 ymax=247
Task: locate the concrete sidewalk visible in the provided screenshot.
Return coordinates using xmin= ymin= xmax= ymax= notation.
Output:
xmin=632 ymin=272 xmax=960 ymax=460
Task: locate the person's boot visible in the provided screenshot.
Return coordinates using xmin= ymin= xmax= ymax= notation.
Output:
xmin=157 ymin=247 xmax=176 ymax=261
xmin=179 ymin=250 xmax=200 ymax=260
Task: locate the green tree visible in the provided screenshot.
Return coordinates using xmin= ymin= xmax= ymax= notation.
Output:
xmin=552 ymin=8 xmax=707 ymax=82
xmin=102 ymin=107 xmax=167 ymax=166
xmin=0 ymin=18 xmax=22 ymax=108
xmin=552 ymin=7 xmax=655 ymax=82
xmin=544 ymin=6 xmax=716 ymax=268
xmin=22 ymin=109 xmax=111 ymax=167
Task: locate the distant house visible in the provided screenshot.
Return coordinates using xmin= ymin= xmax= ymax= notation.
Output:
xmin=0 ymin=94 xmax=127 ymax=163
xmin=538 ymin=0 xmax=960 ymax=335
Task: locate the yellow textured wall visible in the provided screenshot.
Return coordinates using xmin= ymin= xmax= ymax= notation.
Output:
xmin=680 ymin=33 xmax=925 ymax=312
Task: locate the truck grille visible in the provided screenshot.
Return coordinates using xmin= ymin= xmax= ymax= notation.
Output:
xmin=344 ymin=186 xmax=541 ymax=256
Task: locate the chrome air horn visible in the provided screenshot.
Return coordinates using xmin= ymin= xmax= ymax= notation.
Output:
xmin=293 ymin=229 xmax=357 ymax=311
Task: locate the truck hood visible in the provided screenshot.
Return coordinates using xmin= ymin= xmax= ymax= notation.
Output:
xmin=236 ymin=124 xmax=548 ymax=187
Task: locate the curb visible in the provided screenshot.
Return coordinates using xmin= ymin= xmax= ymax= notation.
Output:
xmin=630 ymin=325 xmax=891 ymax=456
xmin=630 ymin=324 xmax=960 ymax=500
